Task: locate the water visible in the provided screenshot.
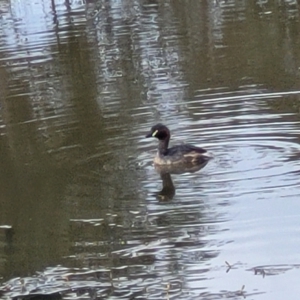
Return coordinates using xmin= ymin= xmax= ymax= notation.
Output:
xmin=1 ymin=0 xmax=300 ymax=299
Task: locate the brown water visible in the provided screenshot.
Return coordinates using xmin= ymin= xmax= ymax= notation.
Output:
xmin=1 ymin=0 xmax=300 ymax=299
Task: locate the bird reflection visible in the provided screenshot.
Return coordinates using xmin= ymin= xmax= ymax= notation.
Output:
xmin=155 ymin=172 xmax=175 ymax=201
xmin=154 ymin=161 xmax=209 ymax=201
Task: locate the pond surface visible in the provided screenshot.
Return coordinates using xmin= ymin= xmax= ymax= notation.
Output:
xmin=1 ymin=0 xmax=300 ymax=299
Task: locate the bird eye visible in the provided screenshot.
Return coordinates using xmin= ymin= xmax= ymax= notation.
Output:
xmin=152 ymin=130 xmax=158 ymax=137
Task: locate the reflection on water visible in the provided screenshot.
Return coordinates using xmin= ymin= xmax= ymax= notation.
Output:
xmin=1 ymin=0 xmax=300 ymax=299
xmin=154 ymin=161 xmax=210 ymax=201
xmin=154 ymin=172 xmax=175 ymax=201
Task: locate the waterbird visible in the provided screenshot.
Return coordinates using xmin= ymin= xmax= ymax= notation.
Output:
xmin=145 ymin=123 xmax=212 ymax=166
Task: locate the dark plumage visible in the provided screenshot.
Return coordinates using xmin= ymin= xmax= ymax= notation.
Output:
xmin=145 ymin=123 xmax=211 ymax=165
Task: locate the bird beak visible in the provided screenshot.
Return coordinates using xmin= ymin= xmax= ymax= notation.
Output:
xmin=145 ymin=132 xmax=152 ymax=138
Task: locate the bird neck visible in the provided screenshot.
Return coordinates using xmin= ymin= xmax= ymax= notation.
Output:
xmin=158 ymin=138 xmax=169 ymax=155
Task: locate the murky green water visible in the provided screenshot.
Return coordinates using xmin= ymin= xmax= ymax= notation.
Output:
xmin=1 ymin=1 xmax=300 ymax=299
